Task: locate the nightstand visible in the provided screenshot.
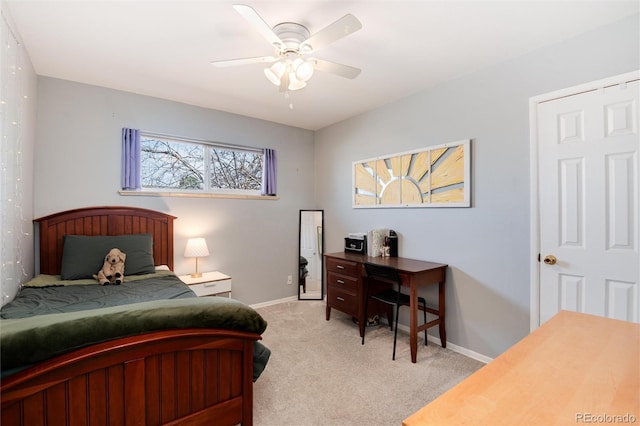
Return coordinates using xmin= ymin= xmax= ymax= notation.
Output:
xmin=179 ymin=271 xmax=232 ymax=298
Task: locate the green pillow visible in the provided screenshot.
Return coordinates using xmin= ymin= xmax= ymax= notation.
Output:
xmin=60 ymin=234 xmax=156 ymax=280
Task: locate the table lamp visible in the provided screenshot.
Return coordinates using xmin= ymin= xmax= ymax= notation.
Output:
xmin=184 ymin=237 xmax=209 ymax=278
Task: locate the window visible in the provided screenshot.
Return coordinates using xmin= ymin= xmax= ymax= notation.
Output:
xmin=140 ymin=133 xmax=264 ymax=195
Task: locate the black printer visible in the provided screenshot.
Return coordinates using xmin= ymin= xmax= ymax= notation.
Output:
xmin=344 ymin=233 xmax=367 ymax=254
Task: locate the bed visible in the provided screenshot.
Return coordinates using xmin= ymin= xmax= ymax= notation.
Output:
xmin=0 ymin=206 xmax=270 ymax=426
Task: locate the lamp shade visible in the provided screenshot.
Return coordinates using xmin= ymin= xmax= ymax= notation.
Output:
xmin=294 ymin=59 xmax=314 ymax=82
xmin=184 ymin=238 xmax=209 ymax=258
xmin=264 ymin=61 xmax=285 ymax=86
xmin=287 ymin=72 xmax=306 ymax=90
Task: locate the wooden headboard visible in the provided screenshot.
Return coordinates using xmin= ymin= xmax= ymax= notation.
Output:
xmin=34 ymin=206 xmax=177 ymax=275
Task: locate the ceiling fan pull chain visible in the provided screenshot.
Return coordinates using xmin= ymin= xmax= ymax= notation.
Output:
xmin=284 ymin=90 xmax=294 ymax=110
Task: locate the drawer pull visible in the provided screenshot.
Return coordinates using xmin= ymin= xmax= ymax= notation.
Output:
xmin=203 ymin=282 xmax=219 ymax=287
xmin=336 ymin=265 xmax=345 ymax=269
xmin=337 ymin=296 xmax=345 ymax=302
xmin=337 ymin=279 xmax=345 ymax=284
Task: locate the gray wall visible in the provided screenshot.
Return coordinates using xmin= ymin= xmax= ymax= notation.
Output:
xmin=314 ymin=14 xmax=639 ymax=358
xmin=34 ymin=78 xmax=315 ymax=305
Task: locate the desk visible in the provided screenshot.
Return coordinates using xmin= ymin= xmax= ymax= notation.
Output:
xmin=324 ymin=252 xmax=448 ymax=363
xmin=403 ymin=310 xmax=640 ymax=425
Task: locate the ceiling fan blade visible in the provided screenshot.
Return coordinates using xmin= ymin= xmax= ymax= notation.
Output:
xmin=313 ymin=58 xmax=361 ymax=79
xmin=233 ymin=4 xmax=283 ymax=49
xmin=300 ymin=14 xmax=362 ymax=53
xmin=211 ymin=56 xmax=277 ymax=67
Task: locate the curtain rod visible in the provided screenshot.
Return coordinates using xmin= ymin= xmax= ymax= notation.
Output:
xmin=140 ymin=130 xmax=264 ymax=154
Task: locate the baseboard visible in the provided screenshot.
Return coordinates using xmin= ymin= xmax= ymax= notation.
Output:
xmin=428 ymin=335 xmax=493 ymax=364
xmin=394 ymin=322 xmax=493 ymax=364
xmin=250 ymin=295 xmax=298 ymax=309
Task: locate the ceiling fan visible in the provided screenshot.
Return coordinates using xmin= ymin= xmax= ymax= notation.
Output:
xmin=211 ymin=4 xmax=362 ymax=92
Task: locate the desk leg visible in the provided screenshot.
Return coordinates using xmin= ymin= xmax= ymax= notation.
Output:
xmin=439 ymin=280 xmax=446 ymax=348
xmin=410 ymin=282 xmax=418 ymax=363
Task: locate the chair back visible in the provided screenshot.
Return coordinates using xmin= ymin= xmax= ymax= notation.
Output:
xmin=364 ymin=263 xmax=401 ymax=286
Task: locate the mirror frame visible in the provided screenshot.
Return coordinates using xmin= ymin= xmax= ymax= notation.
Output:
xmin=298 ymin=209 xmax=324 ymax=300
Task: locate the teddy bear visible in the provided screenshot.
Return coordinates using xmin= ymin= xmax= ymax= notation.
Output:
xmin=93 ymin=248 xmax=126 ymax=285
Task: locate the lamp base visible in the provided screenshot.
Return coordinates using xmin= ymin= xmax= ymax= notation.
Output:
xmin=190 ymin=272 xmax=203 ymax=278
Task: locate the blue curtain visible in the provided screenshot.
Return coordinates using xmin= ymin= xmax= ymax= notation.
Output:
xmin=261 ymin=148 xmax=277 ymax=196
xmin=121 ymin=128 xmax=141 ymax=190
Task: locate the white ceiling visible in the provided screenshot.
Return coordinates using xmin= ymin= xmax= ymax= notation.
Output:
xmin=5 ymin=1 xmax=639 ymax=130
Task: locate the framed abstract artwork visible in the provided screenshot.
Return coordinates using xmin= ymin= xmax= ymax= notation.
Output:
xmin=353 ymin=139 xmax=471 ymax=208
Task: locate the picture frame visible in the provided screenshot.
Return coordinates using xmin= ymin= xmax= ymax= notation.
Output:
xmin=352 ymin=139 xmax=471 ymax=208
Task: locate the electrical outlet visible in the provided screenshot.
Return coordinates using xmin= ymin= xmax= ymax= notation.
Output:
xmin=287 ymin=275 xmax=293 ymax=285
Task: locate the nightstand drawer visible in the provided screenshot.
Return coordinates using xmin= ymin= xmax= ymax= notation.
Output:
xmin=188 ymin=279 xmax=232 ymax=297
xmin=179 ymin=271 xmax=232 ymax=298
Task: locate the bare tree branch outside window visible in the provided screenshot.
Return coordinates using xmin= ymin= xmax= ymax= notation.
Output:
xmin=140 ymin=136 xmax=263 ymax=192
xmin=210 ymin=148 xmax=263 ymax=190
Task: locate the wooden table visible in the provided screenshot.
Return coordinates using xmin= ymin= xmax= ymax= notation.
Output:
xmin=403 ymin=310 xmax=640 ymax=425
xmin=325 ymin=252 xmax=447 ymax=363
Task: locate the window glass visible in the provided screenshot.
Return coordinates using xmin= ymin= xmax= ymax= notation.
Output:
xmin=140 ymin=134 xmax=263 ymax=194
xmin=141 ymin=137 xmax=205 ymax=190
xmin=210 ymin=148 xmax=263 ymax=191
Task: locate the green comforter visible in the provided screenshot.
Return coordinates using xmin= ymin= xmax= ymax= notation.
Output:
xmin=0 ymin=273 xmax=270 ymax=380
xmin=0 ymin=272 xmax=195 ymax=318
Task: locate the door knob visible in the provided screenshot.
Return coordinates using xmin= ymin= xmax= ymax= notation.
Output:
xmin=543 ymin=255 xmax=557 ymax=265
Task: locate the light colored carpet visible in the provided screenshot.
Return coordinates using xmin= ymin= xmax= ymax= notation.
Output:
xmin=253 ymin=300 xmax=485 ymax=426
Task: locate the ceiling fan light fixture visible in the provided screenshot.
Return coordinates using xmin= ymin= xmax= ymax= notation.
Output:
xmin=279 ymin=70 xmax=290 ymax=92
xmin=294 ymin=59 xmax=315 ymax=82
xmin=287 ymin=72 xmax=306 ymax=91
xmin=266 ymin=57 xmax=307 ymax=91
xmin=264 ymin=61 xmax=285 ymax=86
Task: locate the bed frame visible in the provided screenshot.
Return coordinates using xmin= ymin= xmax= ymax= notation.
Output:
xmin=1 ymin=206 xmax=261 ymax=426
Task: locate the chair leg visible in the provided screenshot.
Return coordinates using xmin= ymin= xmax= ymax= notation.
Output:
xmin=422 ymin=303 xmax=428 ymax=346
xmin=392 ymin=305 xmax=400 ymax=360
xmin=361 ymin=284 xmax=369 ymax=345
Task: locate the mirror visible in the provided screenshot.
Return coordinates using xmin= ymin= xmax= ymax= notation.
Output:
xmin=298 ymin=210 xmax=324 ymax=300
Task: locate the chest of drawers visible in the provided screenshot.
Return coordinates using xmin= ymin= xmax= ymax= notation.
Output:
xmin=325 ymin=253 xmax=391 ymax=338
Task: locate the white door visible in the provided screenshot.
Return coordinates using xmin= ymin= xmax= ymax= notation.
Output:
xmin=536 ymin=75 xmax=639 ymax=326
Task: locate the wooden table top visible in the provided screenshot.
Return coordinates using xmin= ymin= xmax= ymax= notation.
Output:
xmin=325 ymin=252 xmax=447 ymax=273
xmin=403 ymin=310 xmax=640 ymax=425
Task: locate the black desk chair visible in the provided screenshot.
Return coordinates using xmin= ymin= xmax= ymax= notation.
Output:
xmin=362 ymin=262 xmax=428 ymax=360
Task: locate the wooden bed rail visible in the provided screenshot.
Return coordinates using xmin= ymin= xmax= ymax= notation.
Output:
xmin=1 ymin=329 xmax=260 ymax=426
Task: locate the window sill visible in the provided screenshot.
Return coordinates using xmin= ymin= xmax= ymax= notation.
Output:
xmin=119 ymin=190 xmax=279 ymax=200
